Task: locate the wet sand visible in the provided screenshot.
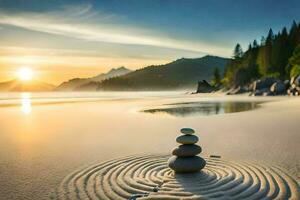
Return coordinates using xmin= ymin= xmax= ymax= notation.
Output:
xmin=0 ymin=92 xmax=299 ymax=199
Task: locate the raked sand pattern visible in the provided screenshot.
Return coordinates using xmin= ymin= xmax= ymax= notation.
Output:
xmin=55 ymin=154 xmax=300 ymax=200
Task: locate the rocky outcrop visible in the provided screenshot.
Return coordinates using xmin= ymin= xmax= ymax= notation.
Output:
xmin=287 ymin=75 xmax=300 ymax=96
xmin=270 ymin=81 xmax=286 ymax=95
xmin=194 ymin=74 xmax=300 ymax=96
xmin=245 ymin=76 xmax=300 ymax=96
xmin=251 ymin=77 xmax=278 ymax=91
xmin=250 ymin=75 xmax=300 ymax=96
xmin=249 ymin=78 xmax=287 ymax=96
xmin=196 ymin=80 xmax=217 ymax=93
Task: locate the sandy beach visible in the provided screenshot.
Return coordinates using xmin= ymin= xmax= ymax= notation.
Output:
xmin=0 ymin=92 xmax=299 ymax=199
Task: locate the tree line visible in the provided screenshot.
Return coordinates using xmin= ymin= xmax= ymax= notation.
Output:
xmin=222 ymin=20 xmax=300 ymax=87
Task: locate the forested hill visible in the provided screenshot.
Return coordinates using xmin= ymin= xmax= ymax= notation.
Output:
xmin=97 ymin=55 xmax=229 ymax=90
xmin=224 ymin=20 xmax=300 ymax=87
xmin=56 ymin=67 xmax=131 ymax=91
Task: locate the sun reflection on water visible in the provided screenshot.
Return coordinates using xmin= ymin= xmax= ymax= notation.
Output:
xmin=21 ymin=93 xmax=32 ymax=114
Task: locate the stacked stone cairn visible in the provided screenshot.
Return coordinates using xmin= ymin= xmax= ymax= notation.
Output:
xmin=168 ymin=128 xmax=206 ymax=173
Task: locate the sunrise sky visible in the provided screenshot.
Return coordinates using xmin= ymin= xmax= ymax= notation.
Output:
xmin=0 ymin=0 xmax=299 ymax=84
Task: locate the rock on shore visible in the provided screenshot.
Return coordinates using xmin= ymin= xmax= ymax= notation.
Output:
xmin=196 ymin=80 xmax=217 ymax=93
xmin=195 ymin=74 xmax=300 ymax=96
xmin=225 ymin=75 xmax=300 ymax=96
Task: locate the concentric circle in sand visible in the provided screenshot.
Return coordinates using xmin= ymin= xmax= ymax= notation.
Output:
xmin=55 ymin=155 xmax=300 ymax=200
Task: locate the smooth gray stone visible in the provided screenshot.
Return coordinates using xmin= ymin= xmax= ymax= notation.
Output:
xmin=176 ymin=134 xmax=199 ymax=144
xmin=168 ymin=156 xmax=206 ymax=173
xmin=270 ymin=81 xmax=286 ymax=95
xmin=180 ymin=128 xmax=195 ymax=135
xmin=172 ymin=144 xmax=202 ymax=157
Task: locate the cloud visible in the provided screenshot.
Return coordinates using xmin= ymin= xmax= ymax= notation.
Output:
xmin=0 ymin=4 xmax=230 ymax=56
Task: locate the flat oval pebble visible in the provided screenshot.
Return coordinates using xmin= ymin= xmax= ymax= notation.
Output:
xmin=172 ymin=144 xmax=202 ymax=157
xmin=176 ymin=134 xmax=199 ymax=144
xmin=180 ymin=128 xmax=195 ymax=135
xmin=168 ymin=156 xmax=206 ymax=173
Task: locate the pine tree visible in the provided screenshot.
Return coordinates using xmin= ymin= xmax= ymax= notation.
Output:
xmin=212 ymin=67 xmax=221 ymax=86
xmin=285 ymin=22 xmax=300 ymax=76
xmin=233 ymin=43 xmax=243 ymax=59
xmin=277 ymin=27 xmax=290 ymax=77
xmin=288 ymin=20 xmax=299 ymax=49
xmin=265 ymin=28 xmax=274 ymax=72
xmin=253 ymin=40 xmax=259 ymax=48
xmin=288 ymin=44 xmax=300 ymax=77
xmin=266 ymin=28 xmax=274 ymax=42
xmin=257 ymin=46 xmax=267 ymax=75
xmin=260 ymin=36 xmax=266 ymax=45
xmin=248 ymin=43 xmax=252 ymax=51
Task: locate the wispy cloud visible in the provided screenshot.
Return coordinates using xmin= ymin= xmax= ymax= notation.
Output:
xmin=0 ymin=4 xmax=230 ymax=56
xmin=0 ymin=46 xmax=171 ymax=70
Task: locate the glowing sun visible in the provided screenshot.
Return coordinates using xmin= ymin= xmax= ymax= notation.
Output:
xmin=18 ymin=67 xmax=33 ymax=81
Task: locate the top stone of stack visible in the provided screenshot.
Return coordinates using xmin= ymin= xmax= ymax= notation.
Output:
xmin=180 ymin=128 xmax=195 ymax=135
xmin=177 ymin=128 xmax=199 ymax=145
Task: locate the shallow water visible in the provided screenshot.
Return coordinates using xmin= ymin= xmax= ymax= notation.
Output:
xmin=143 ymin=101 xmax=262 ymax=117
xmin=0 ymin=92 xmax=298 ymax=199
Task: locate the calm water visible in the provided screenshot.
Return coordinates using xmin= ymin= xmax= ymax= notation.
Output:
xmin=143 ymin=101 xmax=261 ymax=117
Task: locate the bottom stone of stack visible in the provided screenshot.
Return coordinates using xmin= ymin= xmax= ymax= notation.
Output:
xmin=168 ymin=156 xmax=206 ymax=173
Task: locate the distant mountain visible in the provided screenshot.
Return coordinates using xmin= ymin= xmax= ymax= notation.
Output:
xmin=91 ymin=67 xmax=131 ymax=82
xmin=97 ymin=55 xmax=229 ymax=90
xmin=56 ymin=78 xmax=87 ymax=91
xmin=56 ymin=67 xmax=131 ymax=91
xmin=0 ymin=79 xmax=55 ymax=91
